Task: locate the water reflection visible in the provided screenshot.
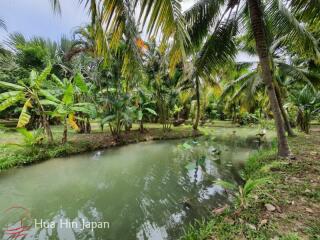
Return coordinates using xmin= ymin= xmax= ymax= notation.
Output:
xmin=0 ymin=138 xmax=258 ymax=240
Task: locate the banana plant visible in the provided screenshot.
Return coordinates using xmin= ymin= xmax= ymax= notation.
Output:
xmin=0 ymin=65 xmax=54 ymax=142
xmin=41 ymin=74 xmax=96 ymax=143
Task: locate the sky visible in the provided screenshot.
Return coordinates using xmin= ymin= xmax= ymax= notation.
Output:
xmin=0 ymin=0 xmax=89 ymax=42
xmin=0 ymin=0 xmax=195 ymax=42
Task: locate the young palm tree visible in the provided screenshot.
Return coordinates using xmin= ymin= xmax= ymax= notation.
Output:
xmin=290 ymin=86 xmax=320 ymax=134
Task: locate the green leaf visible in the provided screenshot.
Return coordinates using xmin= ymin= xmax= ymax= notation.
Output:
xmin=39 ymin=89 xmax=60 ymax=103
xmin=243 ymin=178 xmax=270 ymax=197
xmin=51 ymin=74 xmax=64 ymax=87
xmin=185 ymin=162 xmax=197 ymax=170
xmin=214 ymin=180 xmax=237 ymax=191
xmin=62 ymin=84 xmax=74 ymax=105
xmin=74 ymin=72 xmax=88 ymax=93
xmin=35 ymin=64 xmax=52 ymax=87
xmin=16 ymin=128 xmax=33 ymax=140
xmin=0 ymin=81 xmax=24 ymax=90
xmin=0 ymin=91 xmax=23 ymax=101
xmin=144 ymin=107 xmax=157 ymax=116
xmin=29 ymin=70 xmax=38 ymax=87
xmin=0 ymin=93 xmax=24 ymax=111
xmin=72 ymin=104 xmax=96 ymax=117
xmin=102 ymin=115 xmax=116 ymax=124
xmin=182 ymin=142 xmax=192 ymax=149
xmin=39 ymin=100 xmax=59 ymax=106
xmin=17 ymin=98 xmax=32 ymax=128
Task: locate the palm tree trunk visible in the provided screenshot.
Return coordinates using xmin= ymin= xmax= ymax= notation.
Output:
xmin=140 ymin=120 xmax=144 ymax=133
xmin=41 ymin=112 xmax=53 ymax=143
xmin=193 ymin=76 xmax=200 ymax=130
xmin=274 ymin=85 xmax=296 ymax=137
xmin=62 ymin=117 xmax=67 ymax=144
xmin=248 ymin=0 xmax=290 ymax=157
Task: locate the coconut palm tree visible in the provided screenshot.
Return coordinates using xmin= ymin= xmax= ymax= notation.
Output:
xmin=182 ymin=0 xmax=320 ymax=157
xmin=182 ymin=60 xmax=222 ymax=130
xmin=221 ymin=37 xmax=320 ymax=136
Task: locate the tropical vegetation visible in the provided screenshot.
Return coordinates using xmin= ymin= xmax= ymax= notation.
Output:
xmin=0 ymin=0 xmax=319 ymax=239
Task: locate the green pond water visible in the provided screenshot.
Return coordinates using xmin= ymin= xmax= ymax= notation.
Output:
xmin=0 ymin=137 xmax=261 ymax=240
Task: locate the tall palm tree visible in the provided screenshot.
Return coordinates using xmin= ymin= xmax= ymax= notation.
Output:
xmin=183 ymin=0 xmax=319 ymax=157
xmin=182 ymin=60 xmax=222 ymax=130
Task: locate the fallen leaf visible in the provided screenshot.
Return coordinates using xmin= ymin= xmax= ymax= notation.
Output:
xmin=306 ymin=208 xmax=314 ymax=213
xmin=224 ymin=217 xmax=235 ymax=225
xmin=246 ymin=223 xmax=256 ymax=230
xmin=259 ymin=219 xmax=268 ymax=228
xmin=212 ymin=204 xmax=229 ymax=215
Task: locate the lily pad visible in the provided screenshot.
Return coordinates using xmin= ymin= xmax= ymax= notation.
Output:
xmin=185 ymin=162 xmax=197 ymax=170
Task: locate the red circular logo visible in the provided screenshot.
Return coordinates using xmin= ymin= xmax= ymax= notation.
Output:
xmin=3 ymin=206 xmax=32 ymax=239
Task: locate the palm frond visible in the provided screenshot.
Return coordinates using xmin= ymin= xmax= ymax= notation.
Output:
xmin=268 ymin=0 xmax=320 ymax=61
xmin=195 ymin=20 xmax=238 ymax=78
xmin=0 ymin=18 xmax=7 ymax=31
xmin=49 ymin=0 xmax=61 ymax=14
xmin=139 ymin=0 xmax=190 ymax=71
xmin=184 ymin=0 xmax=225 ymax=48
xmin=6 ymin=33 xmax=26 ymax=52
xmin=276 ymin=61 xmax=318 ymax=91
xmin=98 ymin=0 xmax=143 ymax=78
xmin=79 ymin=0 xmax=98 ymax=25
xmin=289 ymin=0 xmax=320 ymax=23
xmin=243 ymin=178 xmax=270 ymax=196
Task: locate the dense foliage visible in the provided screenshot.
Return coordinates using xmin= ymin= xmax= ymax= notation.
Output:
xmin=0 ymin=0 xmax=319 ymax=155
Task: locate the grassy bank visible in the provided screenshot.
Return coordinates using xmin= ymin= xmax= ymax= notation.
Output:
xmin=183 ymin=129 xmax=320 ymax=240
xmin=0 ymin=121 xmax=276 ymax=171
xmin=0 ymin=125 xmax=201 ymax=171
